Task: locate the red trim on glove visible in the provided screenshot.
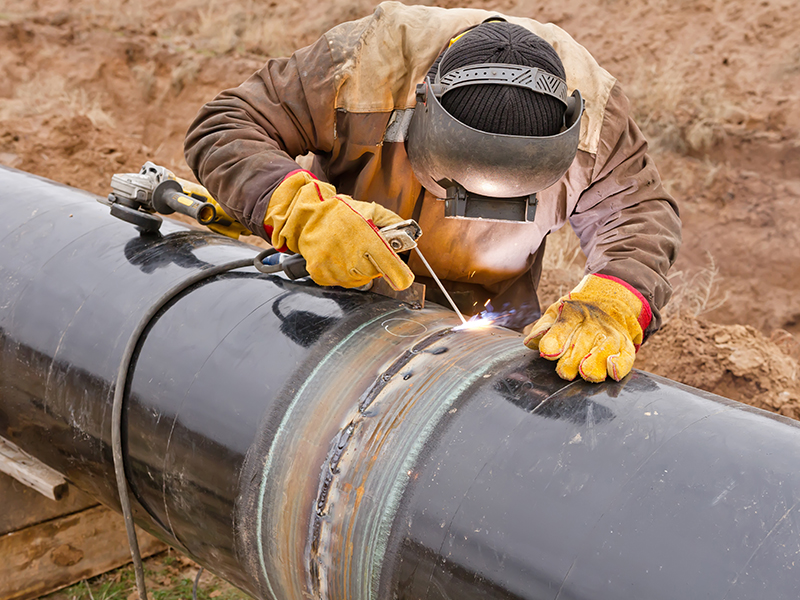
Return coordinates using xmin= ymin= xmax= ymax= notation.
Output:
xmin=595 ymin=273 xmax=653 ymax=333
xmin=313 ymin=182 xmax=327 ymax=201
xmin=262 ymin=224 xmax=288 ymax=253
xmin=280 ymin=169 xmax=317 ymax=183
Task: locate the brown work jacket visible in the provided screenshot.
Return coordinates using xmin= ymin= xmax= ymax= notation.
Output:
xmin=184 ymin=2 xmax=681 ymax=334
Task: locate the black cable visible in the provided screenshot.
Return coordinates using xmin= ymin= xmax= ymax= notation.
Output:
xmin=192 ymin=567 xmax=205 ymax=600
xmin=111 ymin=257 xmax=254 ymax=600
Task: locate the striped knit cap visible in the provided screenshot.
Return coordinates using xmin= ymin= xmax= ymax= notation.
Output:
xmin=428 ymin=21 xmax=567 ymax=137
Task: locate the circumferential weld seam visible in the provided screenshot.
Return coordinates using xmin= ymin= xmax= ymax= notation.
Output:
xmin=358 ymin=327 xmax=453 ymax=413
xmin=308 ymin=326 xmax=456 ymax=595
xmin=255 ymin=307 xmax=407 ymax=599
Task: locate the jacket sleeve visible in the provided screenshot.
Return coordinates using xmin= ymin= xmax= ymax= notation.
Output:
xmin=568 ymin=82 xmax=681 ymax=337
xmin=183 ymin=35 xmax=337 ymax=239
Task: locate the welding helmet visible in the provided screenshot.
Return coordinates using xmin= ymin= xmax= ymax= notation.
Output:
xmin=406 ymin=27 xmax=584 ymax=222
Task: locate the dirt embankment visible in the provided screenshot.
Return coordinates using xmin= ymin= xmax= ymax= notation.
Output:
xmin=1 ymin=0 xmax=799 ymax=416
xmin=637 ymin=315 xmax=800 ymax=419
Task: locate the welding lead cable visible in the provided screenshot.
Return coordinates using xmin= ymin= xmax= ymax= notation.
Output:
xmin=193 ymin=567 xmax=205 ymax=600
xmin=111 ymin=257 xmax=255 ymax=600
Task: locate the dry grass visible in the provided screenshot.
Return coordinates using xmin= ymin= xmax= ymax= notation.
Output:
xmin=662 ymin=252 xmax=729 ymax=323
xmin=192 ymin=3 xmax=301 ymax=57
xmin=0 ymin=74 xmax=114 ymax=128
xmin=1 ymin=0 xmax=383 ymax=58
xmin=625 ymin=53 xmax=735 ymax=155
xmin=170 ymin=57 xmax=202 ymax=95
xmin=42 ymin=550 xmax=250 ymax=600
xmin=131 ymin=64 xmax=158 ymax=102
xmin=117 ymin=0 xmax=378 ymax=56
xmin=542 ymin=232 xmax=731 ymax=328
xmin=625 ymin=52 xmax=792 ymax=158
xmin=543 ymin=225 xmax=584 ymax=272
xmin=163 ymin=0 xmax=382 ymax=57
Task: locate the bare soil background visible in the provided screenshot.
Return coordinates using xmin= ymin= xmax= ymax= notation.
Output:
xmin=1 ymin=1 xmax=799 ymax=411
xmin=2 ymin=1 xmax=800 ymax=597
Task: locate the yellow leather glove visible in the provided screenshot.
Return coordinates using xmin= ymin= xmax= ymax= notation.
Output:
xmin=523 ymin=274 xmax=652 ymax=383
xmin=264 ymin=170 xmax=415 ymax=290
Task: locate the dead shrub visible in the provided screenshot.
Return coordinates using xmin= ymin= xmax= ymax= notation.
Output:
xmin=662 ymin=252 xmax=729 ymax=322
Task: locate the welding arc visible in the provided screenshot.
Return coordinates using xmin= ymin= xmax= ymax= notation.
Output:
xmin=413 ymin=247 xmax=467 ymax=325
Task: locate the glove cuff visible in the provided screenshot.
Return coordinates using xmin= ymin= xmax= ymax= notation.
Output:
xmin=592 ymin=274 xmax=652 ymax=334
xmin=263 ymin=169 xmax=324 ymax=251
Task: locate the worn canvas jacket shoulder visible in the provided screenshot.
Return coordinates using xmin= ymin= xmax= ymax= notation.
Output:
xmin=184 ymin=1 xmax=681 ymax=333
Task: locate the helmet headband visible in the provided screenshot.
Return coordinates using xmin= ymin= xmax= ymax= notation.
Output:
xmin=432 ymin=64 xmax=569 ymax=109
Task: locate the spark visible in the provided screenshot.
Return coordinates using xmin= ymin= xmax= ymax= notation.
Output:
xmin=453 ymin=299 xmax=496 ymax=331
xmin=453 ymin=316 xmax=495 ymax=331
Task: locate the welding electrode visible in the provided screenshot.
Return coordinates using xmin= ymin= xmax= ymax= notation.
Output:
xmin=414 ymin=247 xmax=467 ymax=325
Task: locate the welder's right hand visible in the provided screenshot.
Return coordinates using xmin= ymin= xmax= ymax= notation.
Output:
xmin=264 ymin=170 xmax=415 ymax=290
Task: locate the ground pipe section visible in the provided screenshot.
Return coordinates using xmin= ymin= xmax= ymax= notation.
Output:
xmin=2 ymin=166 xmax=800 ymax=599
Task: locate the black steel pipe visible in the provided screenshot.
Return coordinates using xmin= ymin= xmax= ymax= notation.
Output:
xmin=2 ymin=165 xmax=800 ymax=599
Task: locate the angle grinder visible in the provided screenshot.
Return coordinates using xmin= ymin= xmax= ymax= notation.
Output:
xmin=102 ymin=161 xmax=251 ymax=239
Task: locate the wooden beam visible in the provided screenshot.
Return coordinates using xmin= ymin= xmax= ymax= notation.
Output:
xmin=0 ymin=505 xmax=168 ymax=600
xmin=0 ymin=472 xmax=97 ymax=536
xmin=0 ymin=437 xmax=68 ymax=501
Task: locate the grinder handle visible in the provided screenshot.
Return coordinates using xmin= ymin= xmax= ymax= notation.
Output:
xmin=152 ymin=180 xmax=216 ymax=225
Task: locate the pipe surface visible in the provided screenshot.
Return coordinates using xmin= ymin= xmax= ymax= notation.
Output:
xmin=2 ymin=165 xmax=800 ymax=599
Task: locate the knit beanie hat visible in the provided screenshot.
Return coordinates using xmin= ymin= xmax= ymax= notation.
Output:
xmin=427 ymin=20 xmax=567 ymax=137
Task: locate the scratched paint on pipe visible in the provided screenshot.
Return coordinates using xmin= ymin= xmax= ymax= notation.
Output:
xmin=255 ymin=307 xmax=457 ymax=600
xmin=312 ymin=327 xmax=526 ymax=600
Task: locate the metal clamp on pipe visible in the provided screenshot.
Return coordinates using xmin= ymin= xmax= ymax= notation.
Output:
xmin=254 ymin=219 xmax=426 ymax=306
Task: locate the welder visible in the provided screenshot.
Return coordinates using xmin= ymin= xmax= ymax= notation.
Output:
xmin=183 ymin=2 xmax=681 ymax=383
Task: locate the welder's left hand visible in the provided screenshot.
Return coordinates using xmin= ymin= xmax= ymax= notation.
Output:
xmin=523 ymin=274 xmax=652 ymax=383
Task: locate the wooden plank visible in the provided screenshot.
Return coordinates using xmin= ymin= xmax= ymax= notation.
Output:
xmin=0 ymin=436 xmax=68 ymax=501
xmin=0 ymin=505 xmax=168 ymax=600
xmin=0 ymin=471 xmax=97 ymax=536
